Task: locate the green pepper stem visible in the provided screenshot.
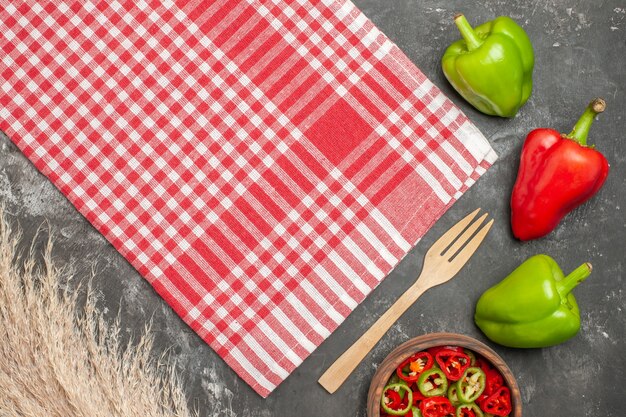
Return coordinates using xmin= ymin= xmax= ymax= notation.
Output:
xmin=454 ymin=14 xmax=483 ymax=51
xmin=564 ymin=98 xmax=606 ymax=146
xmin=556 ymin=263 xmax=592 ymax=297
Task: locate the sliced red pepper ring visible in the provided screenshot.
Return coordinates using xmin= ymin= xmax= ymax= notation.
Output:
xmin=484 ymin=368 xmax=504 ymax=396
xmin=456 ymin=403 xmax=484 ymax=417
xmin=475 ymin=356 xmax=495 ymax=374
xmin=381 ymin=383 xmax=414 ymax=416
xmin=419 ymin=396 xmax=454 ymax=417
xmin=479 ymin=386 xmax=512 ymax=417
xmin=417 ymin=368 xmax=448 ymax=398
xmin=412 ymin=390 xmax=427 ymax=406
xmin=476 ymin=394 xmax=489 ymax=411
xmin=435 ymin=349 xmax=471 ymax=381
xmin=427 ymin=345 xmax=464 ymax=357
xmin=457 ymin=367 xmax=486 ymax=403
xmin=397 ymin=352 xmax=435 ymax=383
xmin=385 ymin=388 xmax=402 ymax=408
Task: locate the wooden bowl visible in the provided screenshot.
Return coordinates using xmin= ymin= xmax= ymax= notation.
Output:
xmin=367 ymin=333 xmax=521 ymax=417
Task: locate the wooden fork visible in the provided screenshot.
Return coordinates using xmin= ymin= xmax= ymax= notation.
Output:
xmin=318 ymin=209 xmax=493 ymax=394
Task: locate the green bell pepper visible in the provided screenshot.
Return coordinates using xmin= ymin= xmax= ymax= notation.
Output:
xmin=442 ymin=14 xmax=534 ymax=117
xmin=474 ymin=255 xmax=592 ymax=348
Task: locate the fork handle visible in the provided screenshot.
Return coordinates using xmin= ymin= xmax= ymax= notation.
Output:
xmin=318 ymin=282 xmax=427 ymax=394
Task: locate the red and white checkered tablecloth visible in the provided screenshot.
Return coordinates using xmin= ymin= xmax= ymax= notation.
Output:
xmin=0 ymin=0 xmax=496 ymax=396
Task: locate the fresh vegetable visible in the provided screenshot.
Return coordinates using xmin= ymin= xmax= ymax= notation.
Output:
xmin=398 ymin=352 xmax=435 ymax=382
xmin=420 ymin=396 xmax=455 ymax=417
xmin=483 ymin=368 xmax=504 ymax=396
xmin=418 ymin=368 xmax=449 ymax=397
xmin=435 ymin=349 xmax=471 ymax=381
xmin=383 ymin=387 xmax=402 ymax=409
xmin=383 ymin=406 xmax=423 ymax=417
xmin=442 ymin=14 xmax=534 ymax=117
xmin=510 ymin=98 xmax=609 ymax=240
xmin=427 ymin=345 xmax=464 ymax=356
xmin=479 ymin=386 xmax=512 ymax=416
xmin=413 ymin=389 xmax=427 ymax=406
xmin=476 ymin=395 xmax=489 ymax=413
xmin=447 ymin=384 xmax=462 ymax=407
xmin=456 ymin=403 xmax=484 ymax=417
xmin=381 ymin=346 xmax=509 ymax=417
xmin=475 ymin=254 xmax=592 ymax=348
xmin=463 ymin=349 xmax=477 ymax=366
xmin=381 ymin=383 xmax=414 ymax=415
xmin=474 ymin=357 xmax=502 ymax=396
xmin=456 ymin=367 xmax=486 ymax=403
xmin=473 ymin=356 xmax=494 ymax=374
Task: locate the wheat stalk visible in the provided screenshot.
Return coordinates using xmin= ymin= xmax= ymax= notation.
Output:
xmin=0 ymin=209 xmax=195 ymax=417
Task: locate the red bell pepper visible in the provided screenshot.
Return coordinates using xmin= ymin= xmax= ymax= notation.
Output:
xmin=412 ymin=389 xmax=427 ymax=406
xmin=434 ymin=349 xmax=471 ymax=381
xmin=427 ymin=345 xmax=464 ymax=357
xmin=511 ymin=98 xmax=610 ymax=240
xmin=479 ymin=386 xmax=512 ymax=416
xmin=381 ymin=384 xmax=413 ymax=416
xmin=419 ymin=396 xmax=455 ymax=417
xmin=476 ymin=393 xmax=489 ymax=411
xmin=474 ymin=356 xmax=494 ymax=373
xmin=397 ymin=351 xmax=434 ymax=383
xmin=484 ymin=368 xmax=504 ymax=396
xmin=384 ymin=388 xmax=403 ymax=409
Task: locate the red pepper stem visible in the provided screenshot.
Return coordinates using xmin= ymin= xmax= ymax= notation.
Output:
xmin=564 ymin=98 xmax=606 ymax=146
xmin=454 ymin=14 xmax=483 ymax=51
xmin=556 ymin=263 xmax=592 ymax=297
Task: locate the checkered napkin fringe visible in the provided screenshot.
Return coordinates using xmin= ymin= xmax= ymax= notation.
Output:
xmin=0 ymin=0 xmax=496 ymax=396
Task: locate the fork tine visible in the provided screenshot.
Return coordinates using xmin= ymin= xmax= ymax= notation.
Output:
xmin=428 ymin=208 xmax=481 ymax=254
xmin=449 ymin=218 xmax=494 ymax=266
xmin=442 ymin=212 xmax=488 ymax=259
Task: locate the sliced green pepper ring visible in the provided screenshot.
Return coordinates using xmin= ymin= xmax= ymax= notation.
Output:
xmin=456 ymin=367 xmax=486 ymax=403
xmin=456 ymin=402 xmax=484 ymax=417
xmin=417 ymin=368 xmax=448 ymax=397
xmin=410 ymin=405 xmax=423 ymax=417
xmin=463 ymin=349 xmax=477 ymax=366
xmin=448 ymin=384 xmax=462 ymax=407
xmin=381 ymin=383 xmax=413 ymax=416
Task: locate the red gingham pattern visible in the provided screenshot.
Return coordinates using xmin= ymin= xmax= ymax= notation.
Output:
xmin=0 ymin=1 xmax=496 ymax=396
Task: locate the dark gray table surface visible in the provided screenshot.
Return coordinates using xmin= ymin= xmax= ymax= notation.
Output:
xmin=1 ymin=1 xmax=624 ymax=416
